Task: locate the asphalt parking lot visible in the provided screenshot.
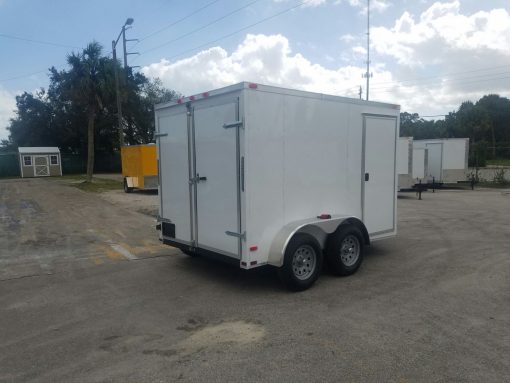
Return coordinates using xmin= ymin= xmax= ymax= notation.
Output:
xmin=1 ymin=178 xmax=509 ymax=382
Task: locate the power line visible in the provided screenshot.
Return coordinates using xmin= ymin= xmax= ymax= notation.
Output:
xmin=138 ymin=0 xmax=222 ymax=43
xmin=136 ymin=0 xmax=312 ymax=64
xmin=0 ymin=69 xmax=47 ymax=83
xmin=140 ymin=0 xmax=261 ymax=55
xmin=0 ymin=33 xmax=81 ymax=49
xmin=371 ymin=72 xmax=510 ymax=94
xmin=370 ymin=69 xmax=510 ymax=91
xmin=370 ymin=64 xmax=510 ymax=88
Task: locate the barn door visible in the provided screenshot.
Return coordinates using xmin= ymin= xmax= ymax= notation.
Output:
xmin=34 ymin=156 xmax=50 ymax=176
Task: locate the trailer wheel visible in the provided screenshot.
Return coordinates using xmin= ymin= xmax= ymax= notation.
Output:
xmin=326 ymin=226 xmax=364 ymax=276
xmin=123 ymin=178 xmax=133 ymax=193
xmin=278 ymin=233 xmax=323 ymax=291
xmin=182 ymin=249 xmax=199 ymax=257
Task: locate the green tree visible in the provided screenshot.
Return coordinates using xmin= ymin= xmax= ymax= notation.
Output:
xmin=51 ymin=42 xmax=116 ymax=181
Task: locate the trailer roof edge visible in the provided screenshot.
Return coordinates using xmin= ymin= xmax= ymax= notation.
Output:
xmin=154 ymin=82 xmax=401 ymax=111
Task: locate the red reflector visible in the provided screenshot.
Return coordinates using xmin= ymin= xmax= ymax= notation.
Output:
xmin=250 ymin=261 xmax=257 ymax=266
xmin=189 ymin=95 xmax=195 ymax=101
xmin=177 ymin=98 xmax=183 ymax=104
xmin=248 ymin=83 xmax=258 ymax=89
xmin=318 ymin=214 xmax=331 ymax=219
xmin=249 ymin=246 xmax=258 ymax=252
xmin=202 ymin=92 xmax=209 ymax=97
xmin=241 ymin=261 xmax=247 ymax=266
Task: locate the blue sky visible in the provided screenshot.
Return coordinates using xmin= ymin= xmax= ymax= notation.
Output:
xmin=1 ymin=0 xmax=510 ymax=139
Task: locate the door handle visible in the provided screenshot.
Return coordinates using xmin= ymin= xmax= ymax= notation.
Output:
xmin=197 ymin=174 xmax=207 ymax=182
xmin=365 ymin=173 xmax=369 ymax=181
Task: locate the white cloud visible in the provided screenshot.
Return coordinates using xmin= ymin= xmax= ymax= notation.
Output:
xmin=371 ymin=1 xmax=510 ymax=67
xmin=142 ymin=33 xmax=393 ymax=101
xmin=0 ymin=87 xmax=16 ymax=140
xmin=143 ymin=27 xmax=510 ymax=118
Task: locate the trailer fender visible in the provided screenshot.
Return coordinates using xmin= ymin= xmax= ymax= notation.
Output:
xmin=268 ymin=215 xmax=369 ymax=267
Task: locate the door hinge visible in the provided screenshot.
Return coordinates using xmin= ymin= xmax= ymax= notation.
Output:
xmin=223 ymin=120 xmax=243 ymax=129
xmin=225 ymin=231 xmax=246 ymax=240
xmin=154 ymin=132 xmax=168 ymax=138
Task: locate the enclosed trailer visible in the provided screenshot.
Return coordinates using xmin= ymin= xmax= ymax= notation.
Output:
xmin=18 ymin=147 xmax=62 ymax=178
xmin=121 ymin=144 xmax=158 ymax=193
xmin=397 ymin=137 xmax=413 ymax=190
xmin=413 ymin=138 xmax=469 ymax=183
xmin=155 ymin=82 xmax=400 ymax=290
xmin=412 ymin=147 xmax=428 ymax=181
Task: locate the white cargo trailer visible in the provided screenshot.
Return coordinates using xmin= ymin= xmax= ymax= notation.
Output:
xmin=413 ymin=138 xmax=469 ymax=183
xmin=155 ymin=82 xmax=400 ymax=290
xmin=397 ymin=137 xmax=414 ymax=190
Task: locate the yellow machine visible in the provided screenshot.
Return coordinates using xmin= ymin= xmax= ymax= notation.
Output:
xmin=121 ymin=144 xmax=158 ymax=193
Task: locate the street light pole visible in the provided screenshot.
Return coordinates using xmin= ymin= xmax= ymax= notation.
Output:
xmin=113 ymin=18 xmax=134 ymax=148
xmin=112 ymin=40 xmax=124 ymax=147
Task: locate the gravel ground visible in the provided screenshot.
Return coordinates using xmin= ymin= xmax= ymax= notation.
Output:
xmin=1 ymin=178 xmax=509 ymax=382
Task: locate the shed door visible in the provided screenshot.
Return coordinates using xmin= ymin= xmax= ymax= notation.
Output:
xmin=193 ymin=101 xmax=240 ymax=257
xmin=34 ymin=156 xmax=49 ymax=176
xmin=362 ymin=115 xmax=397 ymax=236
xmin=426 ymin=143 xmax=443 ymax=181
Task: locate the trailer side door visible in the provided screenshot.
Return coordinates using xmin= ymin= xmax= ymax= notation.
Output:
xmin=362 ymin=114 xmax=397 ymax=236
xmin=426 ymin=143 xmax=443 ymax=181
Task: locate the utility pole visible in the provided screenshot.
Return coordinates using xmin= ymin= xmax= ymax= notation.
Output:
xmin=359 ymin=86 xmax=363 ymax=100
xmin=112 ymin=41 xmax=124 ymax=147
xmin=112 ymin=18 xmax=137 ymax=148
xmin=362 ymin=0 xmax=372 ymax=101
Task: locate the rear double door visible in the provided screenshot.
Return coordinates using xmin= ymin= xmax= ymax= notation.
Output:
xmin=192 ymin=99 xmax=241 ymax=257
xmin=159 ymin=97 xmax=242 ymax=259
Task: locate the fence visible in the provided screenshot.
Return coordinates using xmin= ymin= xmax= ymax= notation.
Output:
xmin=0 ymin=152 xmax=121 ymax=177
xmin=0 ymin=153 xmax=20 ymax=177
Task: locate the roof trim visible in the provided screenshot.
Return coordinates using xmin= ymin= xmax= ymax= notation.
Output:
xmin=18 ymin=147 xmax=61 ymax=154
xmin=155 ymin=82 xmax=401 ymax=110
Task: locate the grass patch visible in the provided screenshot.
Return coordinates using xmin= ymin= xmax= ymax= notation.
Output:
xmin=60 ymin=174 xmax=122 ymax=192
xmin=486 ymin=159 xmax=510 ymax=166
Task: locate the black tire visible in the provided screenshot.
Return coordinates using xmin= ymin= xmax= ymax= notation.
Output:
xmin=182 ymin=248 xmax=199 ymax=257
xmin=123 ymin=178 xmax=133 ymax=193
xmin=326 ymin=226 xmax=364 ymax=276
xmin=278 ymin=233 xmax=323 ymax=291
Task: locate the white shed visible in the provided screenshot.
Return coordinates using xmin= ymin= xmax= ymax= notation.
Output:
xmin=18 ymin=147 xmax=62 ymax=178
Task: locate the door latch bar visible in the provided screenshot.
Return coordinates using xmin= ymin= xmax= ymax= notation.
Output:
xmin=154 ymin=132 xmax=168 ymax=138
xmin=225 ymin=231 xmax=246 ymax=240
xmin=223 ymin=120 xmax=243 ymax=129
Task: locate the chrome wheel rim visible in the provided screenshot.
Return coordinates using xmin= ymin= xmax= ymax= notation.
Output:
xmin=340 ymin=235 xmax=360 ymax=267
xmin=292 ymin=245 xmax=317 ymax=280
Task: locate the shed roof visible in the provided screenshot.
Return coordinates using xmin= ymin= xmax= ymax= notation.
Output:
xmin=18 ymin=147 xmax=60 ymax=154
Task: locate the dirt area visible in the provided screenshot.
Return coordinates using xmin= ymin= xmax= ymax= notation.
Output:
xmin=1 ymin=178 xmax=509 ymax=382
xmin=0 ymin=177 xmax=171 ymax=281
xmin=100 ymin=189 xmax=159 ymax=217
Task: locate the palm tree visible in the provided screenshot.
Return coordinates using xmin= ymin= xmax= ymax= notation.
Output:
xmin=63 ymin=42 xmax=114 ymax=182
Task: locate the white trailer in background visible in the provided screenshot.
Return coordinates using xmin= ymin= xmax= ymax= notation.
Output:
xmin=155 ymin=82 xmax=400 ymax=290
xmin=412 ymin=147 xmax=428 ymax=181
xmin=397 ymin=137 xmax=414 ymax=190
xmin=413 ymin=138 xmax=469 ymax=183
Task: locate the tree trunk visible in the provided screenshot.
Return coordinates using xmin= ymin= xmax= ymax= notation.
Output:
xmin=86 ymin=110 xmax=95 ymax=183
